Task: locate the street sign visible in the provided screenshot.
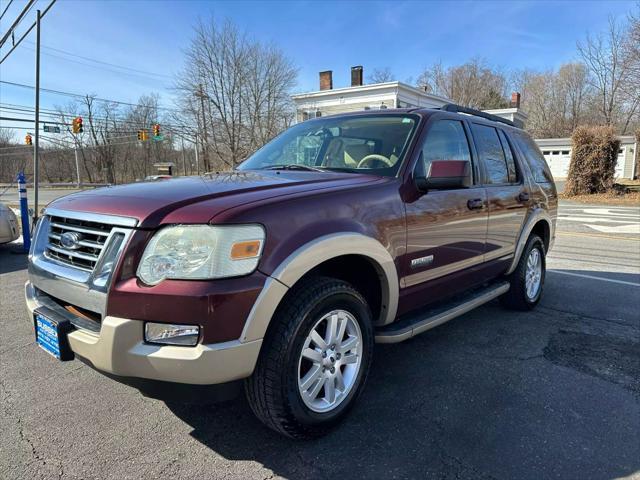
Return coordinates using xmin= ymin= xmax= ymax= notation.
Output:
xmin=152 ymin=134 xmax=164 ymax=141
xmin=43 ymin=125 xmax=61 ymax=133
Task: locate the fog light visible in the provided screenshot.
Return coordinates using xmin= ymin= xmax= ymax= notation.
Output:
xmin=144 ymin=322 xmax=200 ymax=346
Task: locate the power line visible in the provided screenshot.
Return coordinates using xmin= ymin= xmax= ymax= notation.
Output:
xmin=0 ymin=0 xmax=15 ymax=22
xmin=0 ymin=0 xmax=56 ymax=64
xmin=0 ymin=79 xmax=183 ymax=112
xmin=21 ymin=40 xmax=174 ymax=80
xmin=0 ymin=103 xmax=195 ymax=131
xmin=0 ymin=0 xmax=35 ymax=49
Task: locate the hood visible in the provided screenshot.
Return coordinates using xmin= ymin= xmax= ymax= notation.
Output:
xmin=48 ymin=171 xmax=379 ymax=228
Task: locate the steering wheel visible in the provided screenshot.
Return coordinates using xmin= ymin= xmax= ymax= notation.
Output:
xmin=357 ymin=154 xmax=394 ymax=169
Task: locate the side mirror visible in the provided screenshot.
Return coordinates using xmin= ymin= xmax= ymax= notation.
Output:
xmin=415 ymin=160 xmax=472 ymax=191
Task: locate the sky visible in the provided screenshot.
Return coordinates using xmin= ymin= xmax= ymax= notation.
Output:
xmin=0 ymin=0 xmax=637 ymax=135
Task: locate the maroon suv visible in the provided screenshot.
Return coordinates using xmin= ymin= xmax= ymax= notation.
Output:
xmin=26 ymin=106 xmax=557 ymax=438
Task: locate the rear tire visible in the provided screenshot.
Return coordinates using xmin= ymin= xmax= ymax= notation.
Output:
xmin=245 ymin=276 xmax=374 ymax=439
xmin=501 ymin=234 xmax=546 ymax=311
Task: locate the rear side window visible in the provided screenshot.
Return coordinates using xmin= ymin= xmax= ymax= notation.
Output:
xmin=497 ymin=130 xmax=518 ymax=183
xmin=470 ymin=123 xmax=509 ymax=184
xmin=511 ymin=131 xmax=554 ymax=183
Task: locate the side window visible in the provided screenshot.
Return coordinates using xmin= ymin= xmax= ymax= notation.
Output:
xmin=498 ymin=130 xmax=518 ymax=183
xmin=512 ymin=132 xmax=554 ymax=183
xmin=470 ymin=123 xmax=509 ymax=184
xmin=419 ymin=120 xmax=471 ymax=176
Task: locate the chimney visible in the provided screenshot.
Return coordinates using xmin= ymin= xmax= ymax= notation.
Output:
xmin=510 ymin=92 xmax=521 ymax=108
xmin=351 ymin=65 xmax=363 ymax=87
xmin=319 ymin=70 xmax=333 ymax=91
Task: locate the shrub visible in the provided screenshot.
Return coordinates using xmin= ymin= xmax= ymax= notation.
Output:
xmin=565 ymin=126 xmax=620 ymax=195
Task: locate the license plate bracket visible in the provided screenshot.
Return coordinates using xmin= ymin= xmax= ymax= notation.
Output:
xmin=33 ymin=308 xmax=74 ymax=361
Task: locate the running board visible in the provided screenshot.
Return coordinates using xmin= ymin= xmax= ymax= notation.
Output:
xmin=375 ymin=281 xmax=510 ymax=344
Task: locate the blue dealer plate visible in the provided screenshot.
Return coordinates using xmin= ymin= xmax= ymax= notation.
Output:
xmin=35 ymin=312 xmax=62 ymax=359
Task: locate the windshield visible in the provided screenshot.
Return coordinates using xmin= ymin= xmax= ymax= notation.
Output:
xmin=237 ymin=114 xmax=419 ymax=176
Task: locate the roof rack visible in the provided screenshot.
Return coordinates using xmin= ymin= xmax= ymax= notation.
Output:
xmin=439 ymin=103 xmax=515 ymax=127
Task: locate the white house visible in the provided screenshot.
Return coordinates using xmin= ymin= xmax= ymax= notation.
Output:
xmin=291 ymin=67 xmax=527 ymax=128
xmin=291 ymin=67 xmax=637 ymax=179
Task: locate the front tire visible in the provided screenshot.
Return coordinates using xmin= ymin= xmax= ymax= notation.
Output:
xmin=245 ymin=276 xmax=374 ymax=439
xmin=501 ymin=234 xmax=546 ymax=310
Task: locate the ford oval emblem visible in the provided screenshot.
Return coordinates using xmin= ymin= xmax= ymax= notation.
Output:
xmin=60 ymin=231 xmax=83 ymax=250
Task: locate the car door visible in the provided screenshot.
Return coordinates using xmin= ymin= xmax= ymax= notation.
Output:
xmin=469 ymin=123 xmax=528 ymax=263
xmin=402 ymin=119 xmax=488 ymax=309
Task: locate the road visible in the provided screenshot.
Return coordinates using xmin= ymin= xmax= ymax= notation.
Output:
xmin=0 ymin=187 xmax=87 ymax=209
xmin=1 ymin=202 xmax=638 ymax=480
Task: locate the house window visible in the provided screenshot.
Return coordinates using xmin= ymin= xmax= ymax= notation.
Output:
xmin=302 ymin=110 xmax=321 ymax=121
xmin=561 ymin=150 xmax=569 ymax=155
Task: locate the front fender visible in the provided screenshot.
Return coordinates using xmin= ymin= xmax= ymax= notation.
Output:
xmin=240 ymin=233 xmax=399 ymax=342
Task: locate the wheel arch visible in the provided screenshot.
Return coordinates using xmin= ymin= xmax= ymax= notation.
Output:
xmin=506 ymin=209 xmax=553 ymax=276
xmin=240 ymin=233 xmax=399 ymax=342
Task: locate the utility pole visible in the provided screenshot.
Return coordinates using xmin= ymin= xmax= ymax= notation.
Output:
xmin=74 ymin=143 xmax=81 ymax=187
xmin=32 ymin=9 xmax=41 ymax=225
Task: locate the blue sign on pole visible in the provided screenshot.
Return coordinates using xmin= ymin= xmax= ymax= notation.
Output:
xmin=17 ymin=172 xmax=31 ymax=252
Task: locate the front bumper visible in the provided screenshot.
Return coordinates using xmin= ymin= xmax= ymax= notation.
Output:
xmin=25 ymin=282 xmax=262 ymax=385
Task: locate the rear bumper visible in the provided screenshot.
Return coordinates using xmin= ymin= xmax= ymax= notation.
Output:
xmin=25 ymin=281 xmax=262 ymax=385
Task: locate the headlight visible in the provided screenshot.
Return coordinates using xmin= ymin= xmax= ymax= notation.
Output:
xmin=137 ymin=224 xmax=264 ymax=285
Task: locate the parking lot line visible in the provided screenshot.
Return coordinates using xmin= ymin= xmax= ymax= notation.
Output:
xmin=549 ymin=269 xmax=640 ymax=287
xmin=556 ymin=231 xmax=640 ymax=242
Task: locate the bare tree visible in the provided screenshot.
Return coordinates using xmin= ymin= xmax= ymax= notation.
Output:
xmin=577 ymin=16 xmax=640 ymax=132
xmin=175 ymin=18 xmax=297 ymax=171
xmin=558 ymin=63 xmax=591 ymax=132
xmin=367 ymin=67 xmax=395 ymax=84
xmin=50 ymin=93 xmax=179 ymax=184
xmin=515 ymin=63 xmax=594 ymax=138
xmin=417 ymin=58 xmax=509 ymax=109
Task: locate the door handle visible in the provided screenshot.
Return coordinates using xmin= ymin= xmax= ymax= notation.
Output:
xmin=467 ymin=198 xmax=484 ymax=210
xmin=518 ymin=192 xmax=530 ymax=202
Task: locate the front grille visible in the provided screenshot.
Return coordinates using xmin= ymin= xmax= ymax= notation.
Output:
xmin=45 ymin=215 xmax=115 ymax=272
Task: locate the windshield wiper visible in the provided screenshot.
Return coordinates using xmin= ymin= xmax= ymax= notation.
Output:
xmin=262 ymin=164 xmax=326 ymax=172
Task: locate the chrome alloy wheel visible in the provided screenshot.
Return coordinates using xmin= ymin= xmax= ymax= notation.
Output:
xmin=297 ymin=309 xmax=363 ymax=413
xmin=525 ymin=247 xmax=542 ymax=300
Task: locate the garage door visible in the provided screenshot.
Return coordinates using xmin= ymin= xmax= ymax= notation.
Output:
xmin=541 ymin=149 xmax=571 ymax=179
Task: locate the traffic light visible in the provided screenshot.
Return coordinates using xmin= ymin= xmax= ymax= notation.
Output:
xmin=25 ymin=134 xmax=32 ymax=145
xmin=153 ymin=124 xmax=160 ymax=137
xmin=137 ymin=130 xmax=143 ymax=141
xmin=137 ymin=130 xmax=148 ymax=141
xmin=72 ymin=117 xmax=83 ymax=134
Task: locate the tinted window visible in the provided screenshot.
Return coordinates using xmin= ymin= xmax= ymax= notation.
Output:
xmin=471 ymin=124 xmax=509 ymax=184
xmin=498 ymin=130 xmax=518 ymax=183
xmin=511 ymin=131 xmax=554 ymax=183
xmin=419 ymin=120 xmax=471 ymax=175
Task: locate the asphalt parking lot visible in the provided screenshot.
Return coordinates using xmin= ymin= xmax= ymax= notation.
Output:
xmin=1 ymin=201 xmax=639 ymax=480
